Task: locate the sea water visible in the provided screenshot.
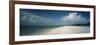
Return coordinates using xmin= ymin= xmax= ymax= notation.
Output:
xmin=20 ymin=26 xmax=90 ymax=36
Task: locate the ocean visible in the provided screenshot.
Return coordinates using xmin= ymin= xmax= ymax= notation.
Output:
xmin=20 ymin=26 xmax=90 ymax=36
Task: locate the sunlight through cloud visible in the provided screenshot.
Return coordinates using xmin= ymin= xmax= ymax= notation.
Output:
xmin=62 ymin=12 xmax=89 ymax=25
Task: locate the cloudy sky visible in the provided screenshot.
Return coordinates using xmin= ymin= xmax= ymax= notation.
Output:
xmin=20 ymin=9 xmax=90 ymax=26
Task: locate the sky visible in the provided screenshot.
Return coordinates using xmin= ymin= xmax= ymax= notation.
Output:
xmin=20 ymin=9 xmax=90 ymax=26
